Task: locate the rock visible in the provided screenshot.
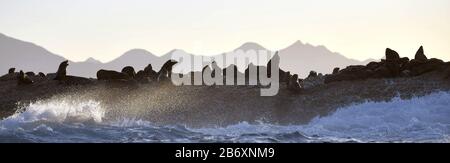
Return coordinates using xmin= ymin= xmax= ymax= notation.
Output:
xmin=399 ymin=57 xmax=410 ymax=70
xmin=17 ymin=70 xmax=33 ymax=85
xmin=121 ymin=66 xmax=136 ymax=79
xmin=332 ymin=68 xmax=340 ymax=74
xmin=302 ymin=73 xmax=324 ymax=89
xmin=97 ymin=70 xmax=130 ymax=80
xmin=64 ymin=76 xmax=93 ymax=85
xmin=385 ymin=60 xmax=401 ymax=77
xmin=308 ymin=71 xmax=318 ymax=78
xmin=410 ymin=58 xmax=445 ymax=76
xmin=405 ymin=59 xmax=425 ymax=71
xmin=372 ymin=65 xmax=391 ymax=78
xmin=366 ymin=62 xmax=380 ymax=70
xmin=54 ymin=60 xmax=69 ymax=81
xmin=0 ymin=72 xmax=18 ymax=81
xmin=26 ymin=72 xmax=35 ymax=77
xmin=385 ymin=48 xmax=400 ymax=61
xmin=415 ymin=46 xmax=428 ymax=61
xmin=324 ymin=65 xmax=371 ymax=83
xmin=401 ymin=70 xmax=412 ymax=77
xmin=8 ymin=68 xmax=15 ymax=74
xmin=46 ymin=73 xmax=57 ymax=80
xmin=445 ymin=65 xmax=450 ymax=79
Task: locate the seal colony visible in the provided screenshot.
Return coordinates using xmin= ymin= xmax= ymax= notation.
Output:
xmin=0 ymin=46 xmax=449 ymax=126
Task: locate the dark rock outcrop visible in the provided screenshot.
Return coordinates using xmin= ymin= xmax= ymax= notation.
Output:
xmin=324 ymin=65 xmax=371 ymax=83
xmin=366 ymin=62 xmax=380 ymax=70
xmin=372 ymin=65 xmax=390 ymax=78
xmin=64 ymin=76 xmax=93 ymax=85
xmin=1 ymin=47 xmax=450 ymax=124
xmin=325 ymin=47 xmax=448 ymax=84
xmin=409 ymin=58 xmax=444 ymax=76
xmin=445 ymin=65 xmax=450 ymax=79
xmin=46 ymin=73 xmax=56 ymax=80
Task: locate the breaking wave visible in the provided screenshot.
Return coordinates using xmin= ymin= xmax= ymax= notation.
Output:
xmin=1 ymin=91 xmax=449 ymax=143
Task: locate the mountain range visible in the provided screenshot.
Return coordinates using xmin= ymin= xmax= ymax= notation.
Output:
xmin=0 ymin=33 xmax=372 ymax=78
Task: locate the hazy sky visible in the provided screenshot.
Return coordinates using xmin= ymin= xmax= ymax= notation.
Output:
xmin=0 ymin=0 xmax=449 ymax=62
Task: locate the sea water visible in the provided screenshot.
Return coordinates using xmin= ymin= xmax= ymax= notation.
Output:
xmin=1 ymin=92 xmax=449 ymax=143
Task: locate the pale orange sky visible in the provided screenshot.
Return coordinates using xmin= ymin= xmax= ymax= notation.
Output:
xmin=0 ymin=0 xmax=449 ymax=62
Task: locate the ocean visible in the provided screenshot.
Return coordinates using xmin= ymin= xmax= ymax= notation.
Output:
xmin=1 ymin=91 xmax=449 ymax=143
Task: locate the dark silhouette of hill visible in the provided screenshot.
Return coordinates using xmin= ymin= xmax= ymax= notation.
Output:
xmin=279 ymin=40 xmax=371 ymax=77
xmin=0 ymin=33 xmax=66 ymax=74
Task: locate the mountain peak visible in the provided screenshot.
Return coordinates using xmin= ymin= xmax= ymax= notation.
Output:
xmin=284 ymin=40 xmax=308 ymax=49
xmin=235 ymin=42 xmax=267 ymax=52
xmin=123 ymin=48 xmax=154 ymax=55
xmin=85 ymin=57 xmax=102 ymax=64
xmin=166 ymin=49 xmax=187 ymax=54
xmin=292 ymin=40 xmax=304 ymax=46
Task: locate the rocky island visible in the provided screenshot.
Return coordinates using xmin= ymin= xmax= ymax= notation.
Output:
xmin=1 ymin=46 xmax=449 ymax=127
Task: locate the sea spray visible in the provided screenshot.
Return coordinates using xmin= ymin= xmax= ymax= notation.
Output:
xmin=2 ymin=99 xmax=104 ymax=125
xmin=0 ymin=91 xmax=449 ymax=143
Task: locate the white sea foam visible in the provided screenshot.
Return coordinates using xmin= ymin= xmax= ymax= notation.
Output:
xmin=191 ymin=91 xmax=450 ymax=142
xmin=1 ymin=100 xmax=104 ymax=127
xmin=1 ymin=91 xmax=449 ymax=143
